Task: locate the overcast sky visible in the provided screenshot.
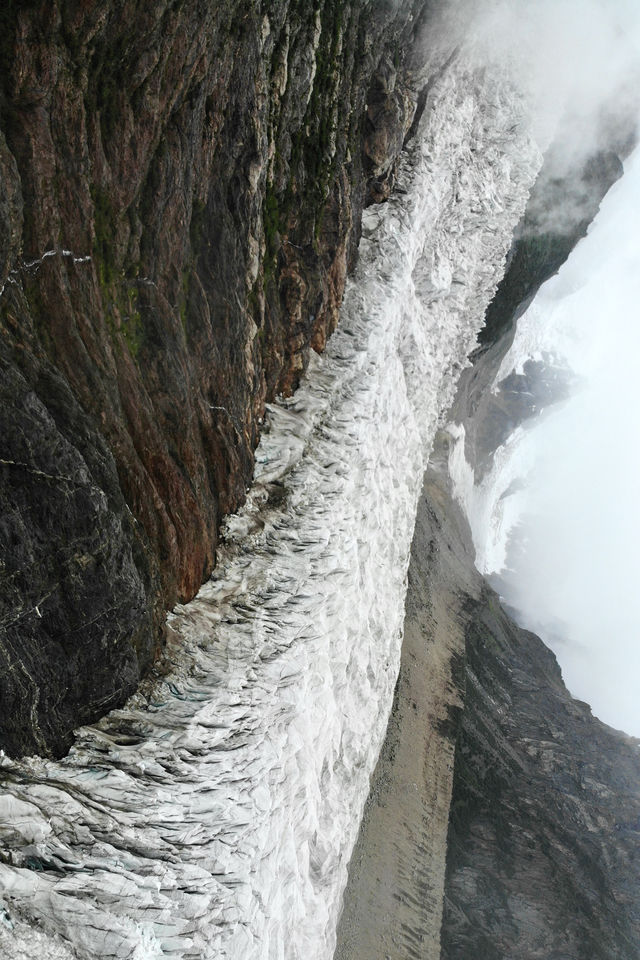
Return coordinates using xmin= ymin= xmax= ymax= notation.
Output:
xmin=468 ymin=0 xmax=640 ymax=154
xmin=492 ymin=144 xmax=640 ymax=736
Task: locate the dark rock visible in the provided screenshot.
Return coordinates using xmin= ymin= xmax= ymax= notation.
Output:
xmin=0 ymin=339 xmax=153 ymax=758
xmin=437 ymin=125 xmax=640 ymax=958
xmin=334 ymin=469 xmax=476 ymax=960
xmin=335 ymin=88 xmax=640 ymax=960
xmin=335 ymin=452 xmax=640 ymax=960
xmin=465 ymin=356 xmax=577 ymax=481
xmin=441 ymin=578 xmax=640 ymax=960
xmin=452 ymin=142 xmax=630 ymax=482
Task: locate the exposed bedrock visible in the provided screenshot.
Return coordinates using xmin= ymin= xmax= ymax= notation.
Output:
xmin=335 ymin=130 xmax=640 ymax=958
xmin=478 ymin=147 xmax=625 ymax=351
xmin=439 ymin=132 xmax=640 ymax=960
xmin=0 ymin=0 xmax=447 ymax=757
xmin=441 ymin=563 xmax=640 ymax=960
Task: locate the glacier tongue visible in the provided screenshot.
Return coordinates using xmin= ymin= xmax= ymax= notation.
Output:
xmin=0 ymin=60 xmax=539 ymax=960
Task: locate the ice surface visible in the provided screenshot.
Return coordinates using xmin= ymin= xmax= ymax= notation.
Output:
xmin=446 ymin=420 xmax=539 ymax=575
xmin=0 ymin=59 xmax=538 ymax=959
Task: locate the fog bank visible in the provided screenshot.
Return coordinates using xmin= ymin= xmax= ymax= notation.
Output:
xmin=471 ymin=144 xmax=640 ymax=736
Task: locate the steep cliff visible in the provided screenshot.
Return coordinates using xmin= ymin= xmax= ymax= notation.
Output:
xmin=439 ymin=137 xmax=640 ymax=960
xmin=455 ymin=144 xmax=627 ymax=483
xmin=334 ymin=466 xmax=473 ymax=960
xmin=478 ymin=148 xmax=624 ymax=350
xmin=441 ymin=568 xmax=640 ymax=960
xmin=0 ymin=0 xmax=440 ymax=757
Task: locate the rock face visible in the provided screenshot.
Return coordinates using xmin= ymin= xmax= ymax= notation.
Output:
xmin=334 ymin=135 xmax=640 ymax=959
xmin=478 ymin=148 xmax=624 ymax=350
xmin=441 ymin=569 xmax=640 ymax=960
xmin=0 ymin=0 xmax=438 ymax=757
xmin=437 ymin=137 xmax=640 ymax=959
xmin=453 ymin=145 xmax=626 ymax=483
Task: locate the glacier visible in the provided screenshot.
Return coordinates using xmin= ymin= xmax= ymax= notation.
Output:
xmin=0 ymin=57 xmax=539 ymax=960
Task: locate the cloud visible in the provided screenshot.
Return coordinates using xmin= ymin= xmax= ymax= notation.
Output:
xmin=487 ymin=144 xmax=640 ymax=735
xmin=444 ymin=0 xmax=640 ymax=734
xmin=465 ymin=0 xmax=640 ymax=156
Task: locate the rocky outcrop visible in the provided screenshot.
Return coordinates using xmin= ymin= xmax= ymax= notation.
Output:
xmin=478 ymin=148 xmax=624 ymax=350
xmin=0 ymin=0 xmax=442 ymax=757
xmin=438 ymin=133 xmax=640 ymax=958
xmin=441 ymin=560 xmax=640 ymax=959
xmin=452 ymin=140 xmax=630 ymax=482
xmin=333 ymin=116 xmax=640 ymax=956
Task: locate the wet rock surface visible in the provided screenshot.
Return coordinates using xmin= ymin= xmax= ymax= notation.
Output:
xmin=0 ymin=0 xmax=437 ymax=756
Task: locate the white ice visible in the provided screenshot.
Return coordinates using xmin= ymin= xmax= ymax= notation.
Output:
xmin=0 ymin=59 xmax=538 ymax=959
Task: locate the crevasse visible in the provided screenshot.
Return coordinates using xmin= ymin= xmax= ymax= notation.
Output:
xmin=0 ymin=58 xmax=539 ymax=960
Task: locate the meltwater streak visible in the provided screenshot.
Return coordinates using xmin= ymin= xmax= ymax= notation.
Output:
xmin=0 ymin=63 xmax=538 ymax=960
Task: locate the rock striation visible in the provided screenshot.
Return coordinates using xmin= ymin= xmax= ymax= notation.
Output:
xmin=438 ymin=133 xmax=640 ymax=960
xmin=0 ymin=0 xmax=441 ymax=757
xmin=334 ymin=466 xmax=473 ymax=960
xmin=0 ymin=51 xmax=540 ymax=957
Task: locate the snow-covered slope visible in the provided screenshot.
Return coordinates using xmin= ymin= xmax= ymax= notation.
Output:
xmin=0 ymin=59 xmax=538 ymax=960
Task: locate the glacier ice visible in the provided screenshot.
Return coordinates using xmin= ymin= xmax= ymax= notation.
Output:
xmin=0 ymin=59 xmax=539 ymax=959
